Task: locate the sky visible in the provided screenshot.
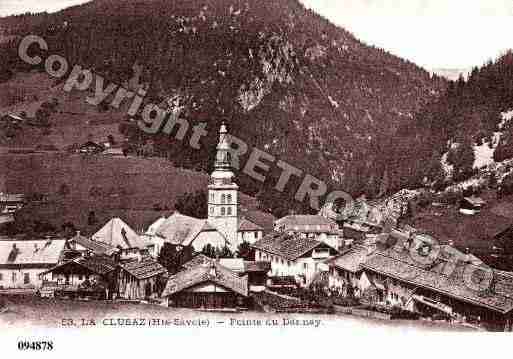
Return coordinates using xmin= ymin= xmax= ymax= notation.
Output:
xmin=1 ymin=0 xmax=512 ymax=69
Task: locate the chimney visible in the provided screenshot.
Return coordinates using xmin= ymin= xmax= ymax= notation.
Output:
xmin=76 ymin=230 xmax=81 ymax=237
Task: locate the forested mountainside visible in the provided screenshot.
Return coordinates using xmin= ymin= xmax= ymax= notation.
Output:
xmin=1 ymin=0 xmax=452 ymax=215
xmin=409 ymin=52 xmax=513 ymax=187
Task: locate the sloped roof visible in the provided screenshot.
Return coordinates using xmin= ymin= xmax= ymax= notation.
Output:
xmin=156 ymin=212 xmax=227 ymax=246
xmin=328 ymin=245 xmax=369 ymax=273
xmin=119 ymin=258 xmax=167 ymax=280
xmin=92 ymin=218 xmax=149 ymax=249
xmin=0 ymin=239 xmax=66 ymax=268
xmin=252 ymin=232 xmax=336 ymax=261
xmin=239 ymin=209 xmax=276 ymax=233
xmin=162 ymin=260 xmax=248 ymax=297
xmin=275 ymin=215 xmax=336 ymax=228
xmin=361 ymin=236 xmax=513 ymax=314
xmin=238 ymin=217 xmax=263 ymax=232
xmin=463 ymin=196 xmax=486 ymax=206
xmin=69 ymin=233 xmax=118 ymax=256
xmin=145 ymin=216 xmax=167 ymax=236
xmin=182 ymin=255 xmax=270 ymax=274
xmin=40 ymin=255 xmax=117 ymax=276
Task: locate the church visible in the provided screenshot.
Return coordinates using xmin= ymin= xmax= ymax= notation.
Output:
xmin=145 ymin=123 xmax=264 ymax=254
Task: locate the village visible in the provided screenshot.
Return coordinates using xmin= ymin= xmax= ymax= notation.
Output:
xmin=2 ymin=123 xmax=513 ymax=332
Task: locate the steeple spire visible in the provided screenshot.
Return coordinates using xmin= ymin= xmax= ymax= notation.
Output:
xmin=214 ymin=122 xmax=232 ymax=170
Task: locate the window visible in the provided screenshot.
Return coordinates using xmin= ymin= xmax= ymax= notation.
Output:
xmin=24 ymin=273 xmax=30 ymax=284
xmin=227 ymin=194 xmax=232 ymax=203
xmin=221 ymin=207 xmax=226 ymax=216
xmin=209 ymin=207 xmax=214 ymax=215
xmin=210 ymin=193 xmax=214 ymax=202
xmin=221 ymin=194 xmax=226 ymax=204
xmin=303 ymin=263 xmax=308 ymax=270
xmin=227 ymin=207 xmax=232 ymax=215
xmin=12 ymin=272 xmax=16 ymax=283
xmin=79 ymin=275 xmax=83 ymax=281
xmin=0 ymin=273 xmax=3 ymax=281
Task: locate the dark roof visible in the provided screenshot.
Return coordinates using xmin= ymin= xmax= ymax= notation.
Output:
xmin=69 ymin=233 xmax=118 ymax=256
xmin=275 ymin=215 xmax=337 ymax=228
xmin=238 ymin=217 xmax=263 ymax=232
xmin=328 ymin=245 xmax=369 ymax=273
xmin=119 ymin=258 xmax=167 ymax=280
xmin=40 ymin=255 xmax=117 ymax=276
xmin=162 ymin=260 xmax=248 ymax=297
xmin=252 ymin=232 xmax=336 ymax=261
xmin=361 ymin=236 xmax=513 ymax=314
xmin=239 ymin=209 xmax=276 ymax=233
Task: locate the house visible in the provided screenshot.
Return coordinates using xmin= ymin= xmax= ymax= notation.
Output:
xmin=0 ymin=193 xmax=25 ymax=215
xmin=182 ymin=254 xmax=270 ymax=292
xmin=0 ymin=238 xmax=66 ymax=289
xmin=162 ymin=259 xmax=249 ymax=309
xmin=77 ymin=141 xmax=104 ymax=155
xmin=67 ymin=231 xmax=119 ymax=257
xmin=92 ymin=217 xmax=153 ymax=258
xmin=237 ymin=217 xmax=264 ymax=245
xmin=327 ymin=245 xmax=370 ymax=297
xmin=460 ymin=196 xmax=486 ymax=215
xmin=39 ymin=255 xmax=118 ymax=298
xmin=252 ymin=232 xmax=338 ymax=287
xmin=360 ymin=232 xmax=513 ymax=331
xmin=117 ymin=256 xmax=167 ymax=300
xmin=274 ymin=215 xmax=342 ymax=250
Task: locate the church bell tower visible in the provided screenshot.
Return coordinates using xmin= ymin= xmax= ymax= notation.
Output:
xmin=207 ymin=123 xmax=239 ymax=247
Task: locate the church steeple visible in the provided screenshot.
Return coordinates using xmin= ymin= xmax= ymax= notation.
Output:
xmin=207 ymin=123 xmax=239 ymax=248
xmin=211 ymin=122 xmax=235 ymax=185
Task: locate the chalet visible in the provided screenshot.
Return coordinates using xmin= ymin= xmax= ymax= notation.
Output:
xmin=252 ymin=232 xmax=338 ymax=287
xmin=182 ymin=255 xmax=270 ymax=292
xmin=39 ymin=255 xmax=117 ymax=299
xmin=162 ymin=260 xmax=249 ymax=309
xmin=327 ymin=245 xmax=370 ymax=297
xmin=67 ymin=231 xmax=119 ymax=257
xmin=92 ymin=218 xmax=153 ymax=258
xmin=360 ymin=232 xmax=513 ymax=331
xmin=274 ymin=215 xmax=342 ymax=250
xmin=117 ymin=257 xmax=167 ymax=300
xmin=0 ymin=239 xmax=66 ymax=289
xmin=460 ymin=196 xmax=486 ymax=215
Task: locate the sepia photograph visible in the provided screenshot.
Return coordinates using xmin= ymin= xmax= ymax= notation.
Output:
xmin=0 ymin=0 xmax=513 ymax=356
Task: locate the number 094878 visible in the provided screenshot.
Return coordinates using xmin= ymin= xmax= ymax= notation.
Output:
xmin=17 ymin=341 xmax=54 ymax=351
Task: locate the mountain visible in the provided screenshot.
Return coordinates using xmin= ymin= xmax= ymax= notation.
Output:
xmin=0 ymin=0 xmax=446 ymax=215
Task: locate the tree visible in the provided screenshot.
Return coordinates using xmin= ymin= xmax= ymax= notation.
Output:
xmin=175 ymin=190 xmax=207 ymax=218
xmin=201 ymin=244 xmax=217 ymax=258
xmin=87 ymin=211 xmax=98 ymax=226
xmin=447 ymin=142 xmax=475 ymax=182
xmin=236 ymin=241 xmax=254 ymax=260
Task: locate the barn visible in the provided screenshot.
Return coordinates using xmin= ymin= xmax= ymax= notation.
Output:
xmin=117 ymin=257 xmax=167 ymax=300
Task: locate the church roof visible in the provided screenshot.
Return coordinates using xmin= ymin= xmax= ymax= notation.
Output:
xmin=156 ymin=212 xmax=228 ymax=246
xmin=92 ymin=218 xmax=149 ymax=249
